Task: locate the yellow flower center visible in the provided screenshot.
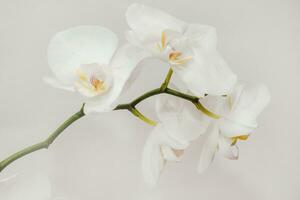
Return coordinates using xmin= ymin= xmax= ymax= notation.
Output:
xmin=90 ymin=76 xmax=105 ymax=91
xmin=157 ymin=31 xmax=193 ymax=65
xmin=76 ymin=69 xmax=106 ymax=93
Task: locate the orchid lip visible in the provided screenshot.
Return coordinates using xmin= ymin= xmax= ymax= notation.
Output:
xmin=74 ymin=64 xmax=111 ymax=97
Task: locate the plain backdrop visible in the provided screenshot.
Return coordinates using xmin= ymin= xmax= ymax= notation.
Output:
xmin=0 ymin=0 xmax=299 ymax=199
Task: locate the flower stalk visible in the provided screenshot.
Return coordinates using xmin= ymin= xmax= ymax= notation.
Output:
xmin=0 ymin=69 xmax=220 ymax=173
xmin=115 ymin=68 xmax=220 ymax=123
xmin=0 ymin=103 xmax=86 ymax=173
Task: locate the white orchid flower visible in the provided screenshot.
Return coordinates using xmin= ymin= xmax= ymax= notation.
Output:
xmin=198 ymin=83 xmax=271 ymax=173
xmin=125 ymin=3 xmax=237 ymax=97
xmin=45 ymin=25 xmax=147 ymax=114
xmin=142 ymin=95 xmax=209 ymax=186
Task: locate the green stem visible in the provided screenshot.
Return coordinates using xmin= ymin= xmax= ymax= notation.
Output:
xmin=115 ymin=88 xmax=219 ymax=121
xmin=193 ymin=102 xmax=220 ymax=119
xmin=129 ymin=88 xmax=162 ymax=107
xmin=160 ymin=68 xmax=173 ymax=91
xmin=129 ymin=107 xmax=157 ymax=126
xmin=165 ymin=88 xmax=199 ymax=102
xmin=0 ymin=104 xmax=86 ymax=173
xmin=114 ymin=69 xmax=220 ymax=123
xmin=0 ymin=68 xmax=220 ymax=173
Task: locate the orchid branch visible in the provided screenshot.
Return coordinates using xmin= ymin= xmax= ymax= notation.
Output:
xmin=115 ymin=68 xmax=220 ymax=124
xmin=0 ymin=103 xmax=86 ymax=173
xmin=114 ymin=87 xmax=220 ymax=123
xmin=0 ymin=69 xmax=220 ymax=173
xmin=160 ymin=68 xmax=173 ymax=91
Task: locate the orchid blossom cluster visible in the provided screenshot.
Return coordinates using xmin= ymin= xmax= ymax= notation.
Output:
xmin=0 ymin=4 xmax=270 ymax=186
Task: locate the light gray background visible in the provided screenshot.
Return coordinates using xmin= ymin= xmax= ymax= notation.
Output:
xmin=0 ymin=0 xmax=299 ymax=199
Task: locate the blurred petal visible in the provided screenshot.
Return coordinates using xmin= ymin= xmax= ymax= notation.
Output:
xmin=198 ymin=124 xmax=219 ymax=173
xmin=0 ymin=174 xmax=17 ymax=183
xmin=48 ymin=25 xmax=118 ymax=85
xmin=126 ymin=3 xmax=187 ymax=38
xmin=0 ymin=173 xmax=51 ymax=200
xmin=84 ymin=44 xmax=148 ymax=113
xmin=142 ymin=125 xmax=165 ymax=186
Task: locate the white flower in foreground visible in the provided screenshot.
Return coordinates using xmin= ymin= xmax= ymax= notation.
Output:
xmin=142 ymin=95 xmax=209 ymax=186
xmin=45 ymin=26 xmax=147 ymax=114
xmin=126 ymin=3 xmax=237 ymax=97
xmin=198 ymin=83 xmax=271 ymax=173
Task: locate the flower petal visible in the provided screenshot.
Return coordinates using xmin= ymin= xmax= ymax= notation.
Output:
xmin=0 ymin=173 xmax=51 ymax=200
xmin=183 ymin=24 xmax=218 ymax=50
xmin=84 ymin=44 xmax=148 ymax=113
xmin=177 ymin=107 xmax=210 ymax=141
xmin=126 ymin=3 xmax=187 ymax=38
xmin=219 ymin=83 xmax=271 ymax=137
xmin=48 ymin=25 xmax=118 ymax=85
xmin=156 ymin=94 xmax=209 ymax=143
xmin=218 ymin=135 xmax=239 ymax=160
xmin=155 ymin=93 xmax=184 ymax=123
xmin=160 ymin=145 xmax=182 ymax=161
xmin=142 ymin=125 xmax=166 ymax=186
xmin=142 ymin=122 xmax=193 ymax=186
xmin=198 ymin=124 xmax=219 ymax=173
xmin=173 ymin=48 xmax=237 ymax=97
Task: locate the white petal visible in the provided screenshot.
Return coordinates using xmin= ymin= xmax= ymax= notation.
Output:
xmin=125 ymin=30 xmax=145 ymax=49
xmin=155 ymin=94 xmax=189 ymax=141
xmin=183 ymin=24 xmax=218 ymax=50
xmin=43 ymin=77 xmax=75 ymax=92
xmin=218 ymin=135 xmax=239 ymax=160
xmin=198 ymin=124 xmax=219 ymax=173
xmin=48 ymin=25 xmax=118 ymax=85
xmin=84 ymin=44 xmax=148 ymax=113
xmin=156 ymin=94 xmax=209 ymax=143
xmin=156 ymin=123 xmax=190 ymax=150
xmin=142 ymin=125 xmax=166 ymax=186
xmin=125 ymin=30 xmax=167 ymax=58
xmin=142 ymin=123 xmax=190 ymax=186
xmin=219 ymin=83 xmax=271 ymax=137
xmin=219 ymin=119 xmax=254 ymax=138
xmin=160 ymin=145 xmax=181 ymax=161
xmin=126 ymin=3 xmax=187 ymax=38
xmin=0 ymin=174 xmax=17 ymax=183
xmin=173 ymin=48 xmax=237 ymax=97
xmin=163 ymin=128 xmax=190 ymax=150
xmin=155 ymin=94 xmax=184 ymax=123
xmin=142 ymin=142 xmax=164 ymax=186
xmin=177 ymin=108 xmax=210 ymax=141
xmin=171 ymin=25 xmax=236 ymax=97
